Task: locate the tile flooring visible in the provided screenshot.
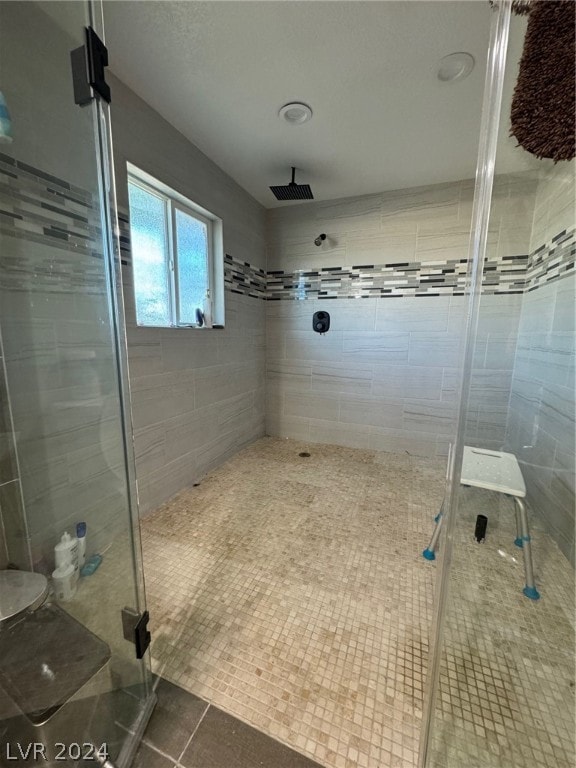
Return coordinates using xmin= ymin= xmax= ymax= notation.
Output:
xmin=428 ymin=485 xmax=575 ymax=768
xmin=135 ymin=677 xmax=322 ymax=768
xmin=141 ymin=437 xmax=445 ymax=768
xmin=140 ymin=437 xmax=575 ymax=768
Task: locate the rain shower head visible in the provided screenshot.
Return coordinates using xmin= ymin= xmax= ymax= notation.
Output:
xmin=270 ymin=167 xmax=313 ymax=201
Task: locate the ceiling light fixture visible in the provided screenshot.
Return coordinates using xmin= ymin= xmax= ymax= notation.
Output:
xmin=437 ymin=52 xmax=475 ymax=83
xmin=279 ymin=102 xmax=313 ymax=125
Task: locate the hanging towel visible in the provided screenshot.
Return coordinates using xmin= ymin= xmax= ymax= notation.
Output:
xmin=510 ymin=0 xmax=575 ymax=162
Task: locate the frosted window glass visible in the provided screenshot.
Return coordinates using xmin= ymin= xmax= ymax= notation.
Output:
xmin=175 ymin=208 xmax=209 ymax=325
xmin=128 ymin=182 xmax=171 ymax=326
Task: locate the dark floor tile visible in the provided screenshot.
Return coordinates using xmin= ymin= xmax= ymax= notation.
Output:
xmin=143 ymin=678 xmax=208 ymax=760
xmin=133 ymin=743 xmax=176 ymax=768
xmin=180 ymin=706 xmax=323 ymax=768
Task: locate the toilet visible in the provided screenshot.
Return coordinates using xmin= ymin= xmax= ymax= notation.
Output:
xmin=0 ymin=570 xmax=48 ymax=624
xmin=0 ymin=569 xmax=112 ymax=754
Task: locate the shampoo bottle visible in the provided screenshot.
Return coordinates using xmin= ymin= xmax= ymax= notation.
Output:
xmin=76 ymin=522 xmax=87 ymax=568
xmin=203 ymin=291 xmax=212 ymax=328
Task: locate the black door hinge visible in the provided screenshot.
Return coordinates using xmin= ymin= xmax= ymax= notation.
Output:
xmin=122 ymin=608 xmax=151 ymax=659
xmin=71 ymin=26 xmax=111 ymax=106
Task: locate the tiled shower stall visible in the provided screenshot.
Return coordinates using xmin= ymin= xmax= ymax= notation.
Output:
xmin=2 ymin=9 xmax=568 ymax=568
xmin=110 ymin=72 xmax=575 ymax=560
xmin=265 ymin=167 xmax=575 ymax=562
xmin=0 ymin=2 xmax=574 ymax=768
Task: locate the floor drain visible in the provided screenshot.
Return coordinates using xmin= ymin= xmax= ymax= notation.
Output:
xmin=299 ymin=452 xmax=311 ymax=458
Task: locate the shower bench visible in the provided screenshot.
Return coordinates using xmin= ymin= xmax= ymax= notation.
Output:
xmin=422 ymin=446 xmax=540 ymax=600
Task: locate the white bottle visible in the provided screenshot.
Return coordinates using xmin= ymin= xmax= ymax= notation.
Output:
xmin=54 ymin=532 xmax=79 ymax=582
xmin=203 ymin=291 xmax=213 ymax=328
xmin=52 ymin=562 xmax=77 ymax=602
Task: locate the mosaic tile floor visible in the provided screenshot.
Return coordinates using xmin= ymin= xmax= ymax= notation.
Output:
xmin=428 ymin=486 xmax=575 ymax=768
xmin=140 ymin=437 xmax=575 ymax=768
xmin=141 ymin=437 xmax=444 ymax=768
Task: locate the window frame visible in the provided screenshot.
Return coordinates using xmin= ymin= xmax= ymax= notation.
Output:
xmin=127 ymin=164 xmax=224 ymax=329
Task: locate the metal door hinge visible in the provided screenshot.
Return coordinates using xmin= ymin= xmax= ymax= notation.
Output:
xmin=71 ymin=26 xmax=111 ymax=106
xmin=122 ymin=608 xmax=151 ymax=659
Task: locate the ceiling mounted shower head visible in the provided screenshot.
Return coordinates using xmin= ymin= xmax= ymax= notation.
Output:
xmin=270 ymin=167 xmax=313 ymax=201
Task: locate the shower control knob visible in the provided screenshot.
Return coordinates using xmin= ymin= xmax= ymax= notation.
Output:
xmin=312 ymin=311 xmax=330 ymax=334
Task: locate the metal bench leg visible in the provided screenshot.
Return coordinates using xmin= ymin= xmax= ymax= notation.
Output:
xmin=514 ymin=500 xmax=523 ymax=548
xmin=515 ymin=497 xmax=540 ymax=600
xmin=423 ymin=501 xmax=444 ymax=561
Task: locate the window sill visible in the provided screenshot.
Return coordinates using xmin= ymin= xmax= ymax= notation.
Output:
xmin=135 ymin=323 xmax=225 ymax=330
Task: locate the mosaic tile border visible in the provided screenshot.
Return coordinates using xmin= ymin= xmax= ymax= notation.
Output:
xmin=526 ymin=226 xmax=575 ymax=292
xmin=0 ymin=152 xmax=109 ymax=295
xmin=267 ymin=255 xmax=529 ymax=300
xmin=0 ymin=152 xmax=98 ymax=253
xmin=1 ymin=153 xmax=573 ymax=302
xmin=224 ymin=253 xmax=267 ymax=299
xmin=267 ymin=228 xmax=575 ymax=301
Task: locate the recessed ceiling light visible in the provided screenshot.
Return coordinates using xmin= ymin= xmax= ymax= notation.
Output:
xmin=437 ymin=52 xmax=475 ymax=83
xmin=279 ymin=102 xmax=313 ymax=125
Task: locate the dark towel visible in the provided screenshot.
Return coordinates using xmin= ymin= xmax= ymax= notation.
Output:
xmin=511 ymin=0 xmax=575 ymax=162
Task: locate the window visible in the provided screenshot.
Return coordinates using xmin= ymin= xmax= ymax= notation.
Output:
xmin=127 ymin=165 xmax=224 ymax=328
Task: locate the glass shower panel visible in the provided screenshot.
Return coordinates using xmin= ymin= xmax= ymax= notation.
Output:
xmin=422 ymin=4 xmax=575 ymax=767
xmin=0 ymin=1 xmax=154 ymax=764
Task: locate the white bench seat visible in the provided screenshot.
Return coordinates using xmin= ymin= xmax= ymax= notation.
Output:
xmin=422 ymin=446 xmax=540 ymax=600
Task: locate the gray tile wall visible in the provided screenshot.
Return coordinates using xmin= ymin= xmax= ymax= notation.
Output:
xmin=0 ymin=333 xmax=10 ymax=570
xmin=266 ymin=175 xmax=537 ymax=271
xmin=0 ymin=3 xmax=137 ymax=571
xmin=0 ymin=231 xmax=135 ymax=569
xmin=109 ymin=76 xmax=267 ymax=514
xmin=0 ymin=3 xmax=98 ymax=190
xmin=0 ymin=319 xmax=30 ymax=571
xmin=125 ymin=291 xmax=265 ymax=514
xmin=267 ymin=293 xmax=521 ymax=456
xmin=506 ymin=162 xmax=575 ymax=564
xmin=266 ymin=177 xmax=534 ymax=457
xmin=0 ymin=519 xmax=6 ymax=570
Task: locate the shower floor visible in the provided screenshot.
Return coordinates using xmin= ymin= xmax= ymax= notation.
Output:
xmin=140 ymin=437 xmax=574 ymax=768
xmin=142 ymin=437 xmax=442 ymax=768
xmin=428 ymin=484 xmax=575 ymax=768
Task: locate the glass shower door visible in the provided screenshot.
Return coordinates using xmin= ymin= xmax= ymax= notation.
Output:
xmin=0 ymin=1 xmax=154 ymax=764
xmin=420 ymin=1 xmax=575 ymax=766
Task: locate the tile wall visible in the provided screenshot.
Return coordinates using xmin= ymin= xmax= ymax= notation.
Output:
xmin=0 ymin=331 xmax=11 ymax=570
xmin=109 ymin=76 xmax=268 ymax=514
xmin=266 ymin=176 xmax=537 ymax=457
xmin=506 ymin=161 xmax=576 ymax=563
xmin=0 ymin=150 xmax=133 ymax=568
xmin=0 ymin=328 xmax=25 ymax=570
xmin=0 ymin=1 xmax=132 ymax=570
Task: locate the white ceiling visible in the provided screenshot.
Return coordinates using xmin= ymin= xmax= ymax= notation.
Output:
xmin=103 ymin=1 xmax=534 ymax=208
